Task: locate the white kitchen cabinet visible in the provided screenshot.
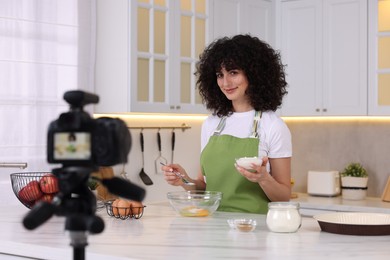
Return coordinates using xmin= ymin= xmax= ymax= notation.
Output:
xmin=95 ymin=0 xmax=209 ymax=114
xmin=279 ymin=0 xmax=367 ymax=116
xmin=95 ymin=0 xmax=275 ymax=114
xmin=211 ymin=0 xmax=275 ymax=47
xmin=368 ymin=0 xmax=390 ymax=115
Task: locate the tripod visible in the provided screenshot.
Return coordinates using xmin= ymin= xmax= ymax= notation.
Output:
xmin=22 ymin=166 xmax=145 ymax=260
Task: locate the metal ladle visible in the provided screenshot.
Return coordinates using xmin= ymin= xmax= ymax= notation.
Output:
xmin=139 ymin=131 xmax=153 ymax=185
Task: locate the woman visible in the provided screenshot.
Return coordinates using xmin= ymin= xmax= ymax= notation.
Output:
xmin=162 ymin=34 xmax=292 ymax=214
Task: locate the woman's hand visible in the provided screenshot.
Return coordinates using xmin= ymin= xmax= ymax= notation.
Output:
xmin=235 ymin=157 xmax=270 ymax=183
xmin=235 ymin=156 xmax=292 ymax=201
xmin=161 ymin=163 xmax=190 ymax=186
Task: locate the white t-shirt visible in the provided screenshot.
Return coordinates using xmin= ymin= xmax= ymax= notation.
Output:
xmin=201 ymin=110 xmax=292 ymax=159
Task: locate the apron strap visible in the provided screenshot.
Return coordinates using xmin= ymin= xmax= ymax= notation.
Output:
xmin=212 ymin=116 xmax=227 ymax=136
xmin=213 ymin=111 xmax=262 ymax=138
xmin=249 ymin=111 xmax=262 ymax=138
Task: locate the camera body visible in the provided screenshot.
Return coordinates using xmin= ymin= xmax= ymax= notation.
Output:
xmin=47 ymin=90 xmax=131 ymax=166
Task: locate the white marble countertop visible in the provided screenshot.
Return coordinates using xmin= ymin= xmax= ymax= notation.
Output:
xmin=291 ymin=193 xmax=390 ymax=216
xmin=1 ymin=201 xmax=390 ymax=260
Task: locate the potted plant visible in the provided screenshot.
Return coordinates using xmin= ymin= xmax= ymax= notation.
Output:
xmin=340 ymin=162 xmax=368 ymax=200
xmin=88 ymin=179 xmax=99 ymax=197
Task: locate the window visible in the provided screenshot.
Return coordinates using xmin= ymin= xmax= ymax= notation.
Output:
xmin=0 ymin=0 xmax=96 ymax=170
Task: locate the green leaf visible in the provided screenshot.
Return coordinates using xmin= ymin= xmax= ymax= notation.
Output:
xmin=340 ymin=162 xmax=368 ymax=177
xmin=88 ymin=179 xmax=99 ymax=190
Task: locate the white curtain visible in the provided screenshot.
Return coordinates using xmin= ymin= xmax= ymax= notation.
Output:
xmin=0 ymin=0 xmax=96 ymax=173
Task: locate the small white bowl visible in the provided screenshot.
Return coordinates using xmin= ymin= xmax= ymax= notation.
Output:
xmin=235 ymin=157 xmax=263 ymax=170
xmin=227 ymin=218 xmax=257 ymax=232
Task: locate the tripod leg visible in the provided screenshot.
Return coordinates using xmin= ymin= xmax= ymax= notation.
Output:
xmin=69 ymin=231 xmax=87 ymax=260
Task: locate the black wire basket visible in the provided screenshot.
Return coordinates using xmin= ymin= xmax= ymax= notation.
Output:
xmin=105 ymin=200 xmax=146 ymax=220
xmin=10 ymin=172 xmax=59 ymax=209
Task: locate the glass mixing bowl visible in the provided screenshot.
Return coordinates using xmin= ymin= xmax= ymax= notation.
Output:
xmin=167 ymin=190 xmax=222 ymax=217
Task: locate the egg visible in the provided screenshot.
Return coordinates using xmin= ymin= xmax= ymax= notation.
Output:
xmin=130 ymin=200 xmax=144 ymax=215
xmin=112 ymin=199 xmax=120 ymax=216
xmin=180 ymin=206 xmax=210 ymax=217
xmin=117 ymin=199 xmax=131 ymax=217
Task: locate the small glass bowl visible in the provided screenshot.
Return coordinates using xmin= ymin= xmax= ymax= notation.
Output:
xmin=227 ymin=218 xmax=257 ymax=232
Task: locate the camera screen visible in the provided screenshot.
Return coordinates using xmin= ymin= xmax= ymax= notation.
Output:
xmin=53 ymin=132 xmax=92 ymax=160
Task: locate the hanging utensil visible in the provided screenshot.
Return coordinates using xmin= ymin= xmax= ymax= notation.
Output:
xmin=139 ymin=131 xmax=153 ymax=185
xmin=171 ymin=129 xmax=175 ymax=164
xmin=120 ymin=163 xmax=129 ymax=181
xmin=155 ymin=130 xmax=167 ymax=174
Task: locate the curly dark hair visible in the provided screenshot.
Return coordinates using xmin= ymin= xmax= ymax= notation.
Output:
xmin=195 ymin=34 xmax=288 ymax=117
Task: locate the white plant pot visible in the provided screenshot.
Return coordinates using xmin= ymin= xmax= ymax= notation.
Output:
xmin=341 ymin=176 xmax=368 ymax=200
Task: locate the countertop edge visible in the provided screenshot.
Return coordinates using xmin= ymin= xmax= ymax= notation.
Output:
xmin=291 ymin=193 xmax=390 ymax=215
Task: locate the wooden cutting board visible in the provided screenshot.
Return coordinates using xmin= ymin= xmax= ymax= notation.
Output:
xmin=382 ymin=176 xmax=390 ymax=202
xmin=92 ymin=166 xmax=118 ymax=201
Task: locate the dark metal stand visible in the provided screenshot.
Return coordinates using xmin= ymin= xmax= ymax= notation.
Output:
xmin=23 ymin=166 xmax=104 ymax=260
xmin=22 ymin=165 xmax=145 ymax=260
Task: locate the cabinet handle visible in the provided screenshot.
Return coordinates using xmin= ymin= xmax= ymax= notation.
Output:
xmin=170 ymin=105 xmax=175 ymax=109
xmin=323 ymin=108 xmax=327 ymax=112
xmin=175 ymin=105 xmax=181 ymax=110
xmin=316 ymin=108 xmax=320 ymax=112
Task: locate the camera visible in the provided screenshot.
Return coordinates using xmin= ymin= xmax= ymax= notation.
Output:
xmin=23 ymin=90 xmax=145 ymax=260
xmin=47 ymin=90 xmax=131 ymax=166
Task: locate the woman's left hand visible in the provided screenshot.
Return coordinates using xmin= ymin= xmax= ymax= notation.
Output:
xmin=235 ymin=156 xmax=269 ymax=183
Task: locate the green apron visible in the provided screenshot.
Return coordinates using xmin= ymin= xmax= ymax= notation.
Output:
xmin=200 ymin=111 xmax=270 ymax=214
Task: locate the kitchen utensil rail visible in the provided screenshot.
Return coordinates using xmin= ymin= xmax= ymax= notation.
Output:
xmin=0 ymin=162 xmax=28 ymax=169
xmin=127 ymin=123 xmax=191 ymax=132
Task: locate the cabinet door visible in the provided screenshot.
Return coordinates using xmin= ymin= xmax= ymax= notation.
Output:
xmin=131 ymin=0 xmax=172 ymax=113
xmin=280 ymin=0 xmax=323 ymax=116
xmin=95 ymin=0 xmax=209 ymax=114
xmin=172 ymin=0 xmax=209 ymax=114
xmin=95 ymin=0 xmax=130 ymax=113
xmin=243 ymin=0 xmax=275 ymax=46
xmin=322 ymin=0 xmax=367 ymax=115
xmin=132 ymin=0 xmax=209 ymax=114
xmin=211 ymin=0 xmax=274 ymax=45
xmin=212 ymin=0 xmax=241 ymax=39
xmin=280 ymin=0 xmax=367 ymax=116
xmin=368 ymin=0 xmax=390 ymax=115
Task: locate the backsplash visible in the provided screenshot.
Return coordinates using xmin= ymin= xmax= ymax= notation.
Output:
xmin=286 ymin=117 xmax=390 ymax=199
xmin=116 ymin=115 xmax=390 ymax=202
xmin=107 ymin=114 xmax=206 ymax=203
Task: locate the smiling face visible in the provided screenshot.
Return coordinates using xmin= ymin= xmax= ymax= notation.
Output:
xmin=216 ymin=67 xmax=252 ymax=112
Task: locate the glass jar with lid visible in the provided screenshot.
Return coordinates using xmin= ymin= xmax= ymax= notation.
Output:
xmin=266 ymin=202 xmax=301 ymax=233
